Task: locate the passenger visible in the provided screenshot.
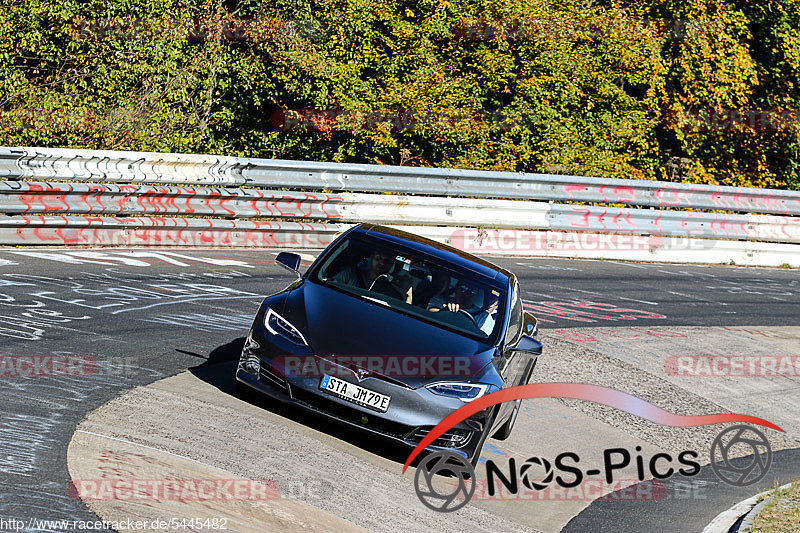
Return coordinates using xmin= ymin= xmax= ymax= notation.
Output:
xmin=413 ymin=270 xmax=451 ymax=308
xmin=428 ymin=282 xmax=498 ymax=335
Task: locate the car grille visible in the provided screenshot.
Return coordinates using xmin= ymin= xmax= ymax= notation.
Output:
xmin=259 ymin=363 xmax=289 ymax=394
xmin=409 ymin=427 xmax=473 ymax=449
xmin=290 ymin=387 xmax=413 ymax=439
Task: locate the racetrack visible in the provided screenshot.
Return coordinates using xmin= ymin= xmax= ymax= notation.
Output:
xmin=0 ymin=249 xmax=798 ymax=532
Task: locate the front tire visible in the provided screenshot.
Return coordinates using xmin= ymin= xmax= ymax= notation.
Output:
xmin=492 ymin=358 xmax=536 ymax=440
xmin=492 ymin=399 xmax=520 ymax=440
xmin=466 ymin=409 xmax=498 ymax=467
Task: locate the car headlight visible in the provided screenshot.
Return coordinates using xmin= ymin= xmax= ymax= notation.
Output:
xmin=264 ymin=307 xmax=308 ymax=346
xmin=426 ymin=382 xmax=493 ymax=402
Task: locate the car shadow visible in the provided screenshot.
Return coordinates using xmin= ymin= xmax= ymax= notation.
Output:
xmin=186 ymin=338 xmax=419 ymax=467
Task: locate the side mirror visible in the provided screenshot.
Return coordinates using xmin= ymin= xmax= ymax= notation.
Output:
xmin=523 ymin=312 xmax=538 ymax=337
xmin=517 ymin=334 xmax=542 ymax=355
xmin=520 ymin=313 xmax=541 ymax=355
xmin=276 ymin=252 xmax=302 ymax=277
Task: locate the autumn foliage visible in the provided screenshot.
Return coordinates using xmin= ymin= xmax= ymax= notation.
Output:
xmin=1 ymin=0 xmax=798 ymax=190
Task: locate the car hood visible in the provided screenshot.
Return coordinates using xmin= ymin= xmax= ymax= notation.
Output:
xmin=282 ymin=281 xmax=496 ymax=387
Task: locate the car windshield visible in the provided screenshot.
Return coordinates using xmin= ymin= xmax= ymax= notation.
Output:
xmin=310 ymin=234 xmax=506 ymax=342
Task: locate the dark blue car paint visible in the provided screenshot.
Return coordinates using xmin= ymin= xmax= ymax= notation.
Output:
xmin=236 ymin=224 xmax=541 ymax=464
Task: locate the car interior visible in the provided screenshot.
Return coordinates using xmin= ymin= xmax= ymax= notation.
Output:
xmin=316 ymin=237 xmax=502 ymax=339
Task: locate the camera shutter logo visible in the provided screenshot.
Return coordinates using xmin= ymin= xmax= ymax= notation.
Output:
xmin=520 ymin=456 xmax=554 ymax=491
xmin=414 ymin=451 xmax=475 ymax=512
xmin=710 ymin=425 xmax=772 ymax=486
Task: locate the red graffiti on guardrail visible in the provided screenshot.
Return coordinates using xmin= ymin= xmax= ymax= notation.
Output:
xmin=555 ymin=205 xmax=797 ymax=241
xmin=10 ymin=216 xmax=339 ymax=247
xmin=8 ymin=183 xmax=346 ymax=220
xmin=557 ymin=178 xmax=798 ymax=214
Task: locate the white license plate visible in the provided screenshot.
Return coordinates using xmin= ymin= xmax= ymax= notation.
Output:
xmin=319 ymin=374 xmax=391 ymax=412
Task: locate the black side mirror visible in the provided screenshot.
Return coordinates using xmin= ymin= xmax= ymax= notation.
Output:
xmin=517 ymin=335 xmax=542 ymax=355
xmin=276 ymin=252 xmax=302 ymax=276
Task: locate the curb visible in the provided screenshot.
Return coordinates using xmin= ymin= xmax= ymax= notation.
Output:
xmin=702 ymin=482 xmax=793 ymax=533
xmin=736 ymin=490 xmax=776 ymax=532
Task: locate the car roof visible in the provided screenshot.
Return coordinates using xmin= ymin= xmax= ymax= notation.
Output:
xmin=353 ymin=224 xmax=512 ymax=287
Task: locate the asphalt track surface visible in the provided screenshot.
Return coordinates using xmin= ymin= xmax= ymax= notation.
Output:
xmin=0 ymin=248 xmax=798 ymax=532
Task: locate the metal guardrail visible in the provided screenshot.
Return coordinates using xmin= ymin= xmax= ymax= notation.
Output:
xmin=0 ymin=146 xmax=797 ymax=267
xmin=2 ymin=146 xmax=799 ymax=215
xmin=2 ymin=181 xmax=798 ymax=244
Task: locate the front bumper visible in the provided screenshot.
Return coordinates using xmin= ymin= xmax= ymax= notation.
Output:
xmin=235 ymin=329 xmax=493 ymax=460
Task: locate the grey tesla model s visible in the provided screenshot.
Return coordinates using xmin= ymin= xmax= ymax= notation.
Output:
xmin=236 ymin=224 xmax=541 ymax=465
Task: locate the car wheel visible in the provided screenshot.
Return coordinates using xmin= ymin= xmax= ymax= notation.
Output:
xmin=492 ymin=399 xmax=521 ymax=440
xmin=465 ymin=409 xmax=497 ymax=467
xmin=493 ymin=358 xmax=536 ymax=440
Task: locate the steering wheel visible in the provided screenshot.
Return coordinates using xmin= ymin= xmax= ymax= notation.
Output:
xmin=368 ymin=274 xmax=389 ymax=291
xmin=457 ymin=308 xmax=480 ymax=327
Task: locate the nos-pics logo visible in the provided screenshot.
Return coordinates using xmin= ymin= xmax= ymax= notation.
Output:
xmin=414 ymin=424 xmax=772 ymax=512
xmin=404 ymin=384 xmax=782 ymax=512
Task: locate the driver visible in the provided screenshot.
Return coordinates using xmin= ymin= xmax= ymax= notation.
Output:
xmin=427 ymin=281 xmax=498 ymax=335
xmin=334 ymin=248 xmax=413 ymax=303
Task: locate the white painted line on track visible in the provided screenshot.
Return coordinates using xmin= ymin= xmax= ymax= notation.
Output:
xmin=608 ymin=261 xmax=649 ymax=269
xmin=616 ymin=296 xmax=660 ymax=306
